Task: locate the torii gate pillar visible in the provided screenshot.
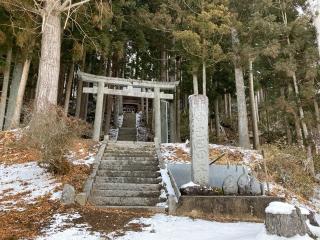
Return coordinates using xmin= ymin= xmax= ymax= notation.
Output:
xmin=93 ymin=82 xmax=104 ymax=141
xmin=154 ymin=87 xmax=161 ymax=144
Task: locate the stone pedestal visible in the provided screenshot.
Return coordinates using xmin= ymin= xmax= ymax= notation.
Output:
xmin=189 ymin=95 xmax=209 ymax=186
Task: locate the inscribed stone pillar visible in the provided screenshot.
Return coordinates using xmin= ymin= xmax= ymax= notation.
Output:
xmin=154 ymin=87 xmax=161 ymax=143
xmin=189 ymin=95 xmax=209 ymax=186
xmin=93 ymin=82 xmax=104 ymax=141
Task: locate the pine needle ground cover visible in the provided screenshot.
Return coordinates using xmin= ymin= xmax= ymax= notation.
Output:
xmin=0 ymin=129 xmax=97 ymax=239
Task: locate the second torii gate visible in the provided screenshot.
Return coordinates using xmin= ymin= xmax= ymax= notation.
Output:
xmin=77 ymin=71 xmax=179 ymax=143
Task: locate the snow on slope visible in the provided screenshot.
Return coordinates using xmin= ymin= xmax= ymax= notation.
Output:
xmin=160 ymin=142 xmax=262 ymax=166
xmin=0 ymin=162 xmax=60 ymax=211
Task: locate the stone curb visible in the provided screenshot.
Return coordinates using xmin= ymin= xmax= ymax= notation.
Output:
xmin=75 ymin=141 xmax=107 ymax=206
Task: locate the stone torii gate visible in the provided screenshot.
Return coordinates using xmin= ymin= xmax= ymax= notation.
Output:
xmin=77 ymin=71 xmax=179 ymax=142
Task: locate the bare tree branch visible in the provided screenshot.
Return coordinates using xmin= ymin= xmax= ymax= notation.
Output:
xmin=61 ymin=0 xmax=90 ymax=11
xmin=2 ymin=0 xmax=41 ymax=15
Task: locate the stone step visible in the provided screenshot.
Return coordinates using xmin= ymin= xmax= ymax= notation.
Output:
xmin=95 ymin=176 xmax=162 ymax=184
xmin=102 ymin=156 xmax=156 ymax=161
xmin=105 ymin=148 xmax=154 ymax=153
xmin=89 ymin=196 xmax=160 ymax=206
xmin=104 ymin=152 xmax=155 ymax=157
xmin=118 ymin=137 xmax=136 ymax=141
xmin=100 ymin=159 xmax=159 ymax=166
xmin=91 ymin=189 xmax=160 ymax=198
xmin=118 ymin=133 xmax=136 ymax=137
xmin=118 ymin=132 xmax=136 ymax=136
xmin=98 ymin=164 xmax=160 ymax=172
xmin=93 ymin=205 xmax=167 ymax=213
xmin=92 ymin=183 xmax=162 ymax=191
xmin=119 ymin=128 xmax=136 ymax=132
xmin=96 ymin=170 xmax=161 ymax=178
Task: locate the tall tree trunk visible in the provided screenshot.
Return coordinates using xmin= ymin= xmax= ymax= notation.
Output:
xmin=255 ymin=93 xmax=260 ymax=122
xmin=234 ymin=66 xmax=250 ymax=148
xmin=35 ymin=1 xmax=61 ymax=112
xmin=0 ymin=48 xmax=12 ymax=130
xmin=75 ymin=51 xmax=86 ymax=118
xmin=80 ymin=83 xmax=89 ymax=120
xmin=313 ymin=3 xmax=320 ymax=57
xmin=58 ymin=65 xmax=66 ymax=106
xmin=214 ymin=97 xmax=220 ymax=139
xmin=285 ymin=117 xmax=293 ymax=145
xmin=80 ymin=59 xmax=92 ymax=120
xmin=224 ymin=89 xmax=228 ymax=118
xmin=281 ymin=3 xmax=314 ymax=175
xmin=104 ymin=57 xmax=114 ymax=135
xmin=113 ymin=95 xmax=120 ymax=128
xmin=314 ymin=98 xmax=320 ymax=136
xmin=176 ymin=58 xmax=181 ymax=142
xmin=5 ymin=60 xmax=23 ymax=129
xmin=104 ymin=96 xmax=113 ymax=135
xmin=293 ymin=111 xmax=304 ymax=148
xmin=202 ymin=61 xmax=206 ymax=96
xmin=192 ymin=66 xmax=199 ymax=95
xmin=10 ymin=58 xmax=31 ymax=129
xmin=228 ymin=93 xmax=232 ymax=119
xmin=292 ymin=72 xmax=314 ymax=175
xmin=64 ymin=62 xmax=74 ymax=114
xmin=312 ymin=10 xmax=320 ymax=136
xmin=249 ymin=60 xmax=260 ymax=149
xmin=231 ymin=28 xmax=250 ymax=148
xmin=160 ymin=46 xmax=167 ymax=82
xmin=141 ymin=88 xmax=145 ymax=112
xmin=75 ymin=80 xmax=83 ymax=118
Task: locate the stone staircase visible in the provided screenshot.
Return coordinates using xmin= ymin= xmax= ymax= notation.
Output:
xmin=88 ymin=142 xmax=166 ymax=210
xmin=118 ymin=128 xmax=136 ymax=141
xmin=118 ymin=112 xmax=137 ymax=141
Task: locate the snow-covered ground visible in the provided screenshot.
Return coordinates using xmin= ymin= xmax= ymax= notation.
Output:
xmin=36 ymin=213 xmax=103 ymax=240
xmin=1 ymin=129 xmax=319 ymax=240
xmin=160 ymin=142 xmax=263 ymax=166
xmin=66 ymin=151 xmax=96 ymax=166
xmin=108 ymin=214 xmax=312 ymax=240
xmin=34 ymin=213 xmax=315 ymax=240
xmin=0 ymin=162 xmax=61 ymax=211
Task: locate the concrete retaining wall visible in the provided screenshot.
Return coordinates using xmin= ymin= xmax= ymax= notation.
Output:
xmin=168 ymin=164 xmax=249 ymax=189
xmin=175 ymin=195 xmax=284 ymax=222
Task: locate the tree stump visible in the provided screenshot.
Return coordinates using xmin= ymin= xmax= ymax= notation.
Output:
xmin=265 ymin=202 xmax=313 ymax=238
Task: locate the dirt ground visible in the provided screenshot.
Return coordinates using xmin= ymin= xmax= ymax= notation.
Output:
xmin=74 ymin=206 xmax=154 ymax=238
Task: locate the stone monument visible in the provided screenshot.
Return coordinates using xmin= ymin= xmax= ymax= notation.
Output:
xmin=189 ymin=95 xmax=209 ymax=186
